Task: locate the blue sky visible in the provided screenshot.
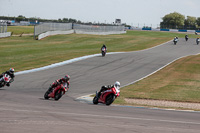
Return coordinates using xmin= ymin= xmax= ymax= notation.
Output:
xmin=1 ymin=0 xmax=200 ymax=27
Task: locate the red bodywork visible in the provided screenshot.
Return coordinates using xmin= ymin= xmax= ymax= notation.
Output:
xmin=48 ymin=84 xmax=66 ymax=98
xmin=3 ymin=74 xmax=11 ymax=83
xmin=98 ymin=87 xmax=120 ymax=104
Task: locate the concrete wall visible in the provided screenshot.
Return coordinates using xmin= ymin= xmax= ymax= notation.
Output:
xmin=0 ymin=32 xmax=11 ymax=38
xmin=74 ymin=30 xmax=126 ymax=35
xmin=38 ymin=30 xmax=74 ymax=40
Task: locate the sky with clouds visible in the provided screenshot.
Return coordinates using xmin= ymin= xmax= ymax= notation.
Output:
xmin=0 ymin=0 xmax=200 ymax=27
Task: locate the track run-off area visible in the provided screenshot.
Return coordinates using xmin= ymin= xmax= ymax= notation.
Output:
xmin=1 ymin=38 xmax=200 ymax=133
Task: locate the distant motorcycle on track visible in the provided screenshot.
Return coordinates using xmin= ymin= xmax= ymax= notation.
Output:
xmin=173 ymin=37 xmax=179 ymax=45
xmin=101 ymin=47 xmax=106 ymax=57
xmin=0 ymin=73 xmax=12 ymax=88
xmin=196 ymin=38 xmax=200 ymax=45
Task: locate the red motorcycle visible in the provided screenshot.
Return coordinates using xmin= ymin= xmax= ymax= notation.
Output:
xmin=0 ymin=74 xmax=12 ymax=88
xmin=93 ymin=86 xmax=120 ymax=106
xmin=44 ymin=82 xmax=68 ymax=101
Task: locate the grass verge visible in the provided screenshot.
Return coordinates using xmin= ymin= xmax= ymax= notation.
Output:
xmin=0 ymin=30 xmax=179 ymax=72
xmin=115 ymin=54 xmax=200 ymax=107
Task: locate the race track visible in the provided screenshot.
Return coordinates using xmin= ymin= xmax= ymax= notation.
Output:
xmin=1 ymin=38 xmax=200 ymax=133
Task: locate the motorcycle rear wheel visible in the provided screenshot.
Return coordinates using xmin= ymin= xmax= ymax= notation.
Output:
xmin=54 ymin=90 xmax=63 ymax=101
xmin=106 ymin=94 xmax=115 ymax=106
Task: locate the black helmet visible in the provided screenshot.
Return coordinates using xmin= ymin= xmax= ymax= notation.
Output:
xmin=64 ymin=75 xmax=70 ymax=81
xmin=9 ymin=68 xmax=14 ymax=74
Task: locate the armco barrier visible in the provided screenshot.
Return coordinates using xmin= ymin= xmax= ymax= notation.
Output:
xmin=38 ymin=30 xmax=74 ymax=40
xmin=142 ymin=28 xmax=151 ymax=30
xmin=160 ymin=29 xmax=170 ymax=31
xmin=75 ymin=30 xmax=126 ymax=35
xmin=178 ymin=29 xmax=187 ymax=32
xmin=0 ymin=32 xmax=11 ymax=38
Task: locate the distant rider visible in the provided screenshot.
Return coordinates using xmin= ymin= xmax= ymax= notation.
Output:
xmin=48 ymin=75 xmax=70 ymax=92
xmin=173 ymin=36 xmax=179 ymax=42
xmin=197 ymin=37 xmax=200 ymax=45
xmin=97 ymin=81 xmax=120 ymax=98
xmin=101 ymin=44 xmax=107 ymax=51
xmin=0 ymin=68 xmax=15 ymax=86
xmin=185 ymin=35 xmax=188 ymax=41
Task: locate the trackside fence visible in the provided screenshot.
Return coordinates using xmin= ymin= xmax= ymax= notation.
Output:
xmin=0 ymin=22 xmax=7 ymax=33
xmin=35 ymin=23 xmax=126 ymax=40
xmin=34 ymin=23 xmax=72 ymax=36
xmin=0 ymin=22 xmax=11 ymax=38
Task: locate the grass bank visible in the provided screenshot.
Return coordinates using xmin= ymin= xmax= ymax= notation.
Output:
xmin=0 ymin=30 xmax=180 ymax=72
xmin=7 ymin=26 xmax=34 ymax=35
xmin=115 ymin=54 xmax=200 ymax=105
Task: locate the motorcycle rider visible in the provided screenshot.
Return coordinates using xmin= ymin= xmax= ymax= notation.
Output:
xmin=48 ymin=75 xmax=70 ymax=92
xmin=197 ymin=37 xmax=200 ymax=44
xmin=101 ymin=44 xmax=107 ymax=51
xmin=173 ymin=36 xmax=179 ymax=43
xmin=185 ymin=35 xmax=188 ymax=41
xmin=0 ymin=68 xmax=15 ymax=86
xmin=97 ymin=81 xmax=120 ymax=98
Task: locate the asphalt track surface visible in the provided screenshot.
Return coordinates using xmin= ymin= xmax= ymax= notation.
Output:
xmin=1 ymin=38 xmax=200 ymax=133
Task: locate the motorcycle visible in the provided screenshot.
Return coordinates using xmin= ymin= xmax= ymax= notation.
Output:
xmin=0 ymin=73 xmax=12 ymax=88
xmin=173 ymin=38 xmax=178 ymax=45
xmin=44 ymin=82 xmax=68 ymax=101
xmin=93 ymin=86 xmax=120 ymax=106
xmin=101 ymin=47 xmax=106 ymax=57
xmin=197 ymin=38 xmax=200 ymax=45
xmin=185 ymin=36 xmax=188 ymax=41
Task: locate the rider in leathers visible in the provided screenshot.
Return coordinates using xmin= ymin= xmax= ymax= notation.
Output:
xmin=48 ymin=75 xmax=70 ymax=92
xmin=0 ymin=68 xmax=15 ymax=86
xmin=97 ymin=81 xmax=120 ymax=98
xmin=101 ymin=44 xmax=107 ymax=51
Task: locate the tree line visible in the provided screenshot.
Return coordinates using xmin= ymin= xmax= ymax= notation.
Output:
xmin=160 ymin=12 xmax=200 ymax=30
xmin=0 ymin=15 xmax=117 ymax=26
xmin=0 ymin=15 xmax=81 ymax=24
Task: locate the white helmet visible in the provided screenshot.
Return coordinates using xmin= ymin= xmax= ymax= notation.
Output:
xmin=114 ymin=81 xmax=120 ymax=88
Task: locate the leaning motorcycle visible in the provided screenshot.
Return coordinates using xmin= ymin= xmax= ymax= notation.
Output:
xmin=0 ymin=74 xmax=12 ymax=88
xmin=93 ymin=86 xmax=120 ymax=106
xmin=173 ymin=39 xmax=178 ymax=45
xmin=44 ymin=82 xmax=68 ymax=101
xmin=197 ymin=39 xmax=200 ymax=45
xmin=101 ymin=47 xmax=106 ymax=57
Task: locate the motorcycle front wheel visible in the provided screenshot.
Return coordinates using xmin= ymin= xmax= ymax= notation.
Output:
xmin=44 ymin=91 xmax=50 ymax=99
xmin=93 ymin=96 xmax=99 ymax=104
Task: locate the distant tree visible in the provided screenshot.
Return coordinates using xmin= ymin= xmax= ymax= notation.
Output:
xmin=63 ymin=18 xmax=69 ymax=23
xmin=15 ymin=15 xmax=26 ymax=22
xmin=184 ymin=16 xmax=196 ymax=29
xmin=197 ymin=17 xmax=200 ymax=27
xmin=160 ymin=12 xmax=185 ymax=29
xmin=68 ymin=18 xmax=77 ymax=23
xmin=58 ymin=18 xmax=62 ymax=23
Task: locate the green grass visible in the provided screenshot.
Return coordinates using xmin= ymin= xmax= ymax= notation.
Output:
xmin=0 ymin=30 xmax=178 ymax=72
xmin=7 ymin=26 xmax=34 ymax=35
xmin=115 ymin=55 xmax=200 ymax=104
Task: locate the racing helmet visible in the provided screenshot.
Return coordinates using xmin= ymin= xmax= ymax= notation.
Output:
xmin=9 ymin=68 xmax=14 ymax=74
xmin=64 ymin=75 xmax=70 ymax=81
xmin=114 ymin=81 xmax=120 ymax=88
